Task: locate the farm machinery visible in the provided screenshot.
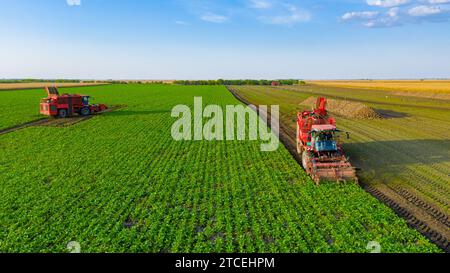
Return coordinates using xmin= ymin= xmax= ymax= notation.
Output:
xmin=40 ymin=87 xmax=108 ymax=118
xmin=296 ymin=97 xmax=358 ymax=184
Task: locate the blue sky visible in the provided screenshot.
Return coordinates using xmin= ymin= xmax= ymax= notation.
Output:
xmin=1 ymin=0 xmax=449 ymax=79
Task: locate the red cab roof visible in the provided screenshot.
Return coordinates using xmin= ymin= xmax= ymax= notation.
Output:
xmin=311 ymin=124 xmax=337 ymax=132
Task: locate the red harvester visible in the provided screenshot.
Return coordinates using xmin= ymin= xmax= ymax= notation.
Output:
xmin=296 ymin=97 xmax=357 ymax=184
xmin=40 ymin=87 xmax=108 ymax=118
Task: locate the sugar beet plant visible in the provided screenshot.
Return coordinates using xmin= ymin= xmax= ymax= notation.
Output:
xmin=0 ymin=84 xmax=441 ymax=253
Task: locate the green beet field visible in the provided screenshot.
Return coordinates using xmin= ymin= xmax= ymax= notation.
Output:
xmin=0 ymin=84 xmax=440 ymax=253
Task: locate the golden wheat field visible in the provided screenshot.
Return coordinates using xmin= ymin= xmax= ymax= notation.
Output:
xmin=310 ymin=80 xmax=450 ymax=100
xmin=0 ymin=82 xmax=107 ymax=91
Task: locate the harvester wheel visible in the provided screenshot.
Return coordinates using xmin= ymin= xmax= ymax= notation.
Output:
xmin=80 ymin=107 xmax=91 ymax=116
xmin=58 ymin=109 xmax=68 ymax=118
xmin=296 ymin=123 xmax=302 ymax=154
xmin=313 ymin=177 xmax=321 ymax=186
xmin=301 ymin=151 xmax=312 ymax=173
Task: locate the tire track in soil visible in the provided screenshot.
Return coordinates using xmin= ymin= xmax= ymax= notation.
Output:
xmin=392 ymin=186 xmax=450 ymax=228
xmin=0 ymin=118 xmax=49 ymax=135
xmin=0 ymin=117 xmax=95 ymax=135
xmin=0 ymin=105 xmax=126 ymax=136
xmin=365 ymin=185 xmax=449 ymax=253
xmin=226 ymin=85 xmax=450 ymax=253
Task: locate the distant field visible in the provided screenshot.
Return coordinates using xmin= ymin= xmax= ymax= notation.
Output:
xmin=0 ymin=82 xmax=107 ymax=91
xmin=310 ymin=80 xmax=450 ymax=100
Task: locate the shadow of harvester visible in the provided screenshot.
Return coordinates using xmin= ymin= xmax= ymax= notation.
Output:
xmin=344 ymin=139 xmax=450 ymax=167
xmin=342 ymin=139 xmax=450 ymax=185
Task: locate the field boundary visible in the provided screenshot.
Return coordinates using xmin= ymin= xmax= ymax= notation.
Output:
xmin=0 ymin=83 xmax=110 ymax=92
xmin=226 ymin=85 xmax=449 ymax=253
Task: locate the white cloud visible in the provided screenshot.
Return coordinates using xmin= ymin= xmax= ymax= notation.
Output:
xmin=387 ymin=7 xmax=400 ymax=17
xmin=179 ymin=0 xmax=311 ymax=27
xmin=259 ymin=4 xmax=310 ymax=25
xmin=175 ymin=21 xmax=190 ymax=26
xmin=342 ymin=10 xmax=401 ymax=27
xmin=201 ymin=13 xmax=229 ymax=23
xmin=342 ymin=11 xmax=379 ymax=20
xmin=249 ymin=0 xmax=272 ymax=9
xmin=66 ymin=0 xmax=81 ymax=6
xmin=364 ymin=16 xmax=401 ymax=27
xmin=428 ymin=0 xmax=450 ymax=3
xmin=343 ymin=0 xmax=450 ymax=27
xmin=367 ymin=0 xmax=410 ymax=7
xmin=408 ymin=5 xmax=443 ymax=16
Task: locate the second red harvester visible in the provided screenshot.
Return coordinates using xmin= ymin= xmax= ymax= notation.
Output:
xmin=40 ymin=87 xmax=108 ymax=118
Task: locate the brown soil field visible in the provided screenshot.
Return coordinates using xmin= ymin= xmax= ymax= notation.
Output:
xmin=0 ymin=82 xmax=108 ymax=91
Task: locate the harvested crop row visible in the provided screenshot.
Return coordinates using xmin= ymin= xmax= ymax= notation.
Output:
xmin=229 ymin=84 xmax=449 ymax=252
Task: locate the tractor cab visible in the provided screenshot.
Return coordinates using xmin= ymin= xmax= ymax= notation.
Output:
xmin=82 ymin=96 xmax=90 ymax=106
xmin=310 ymin=124 xmax=339 ymax=152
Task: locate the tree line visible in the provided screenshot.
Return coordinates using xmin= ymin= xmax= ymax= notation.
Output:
xmin=173 ymin=79 xmax=305 ymax=86
xmin=0 ymin=79 xmax=94 ymax=83
xmin=0 ymin=79 xmax=307 ymax=86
